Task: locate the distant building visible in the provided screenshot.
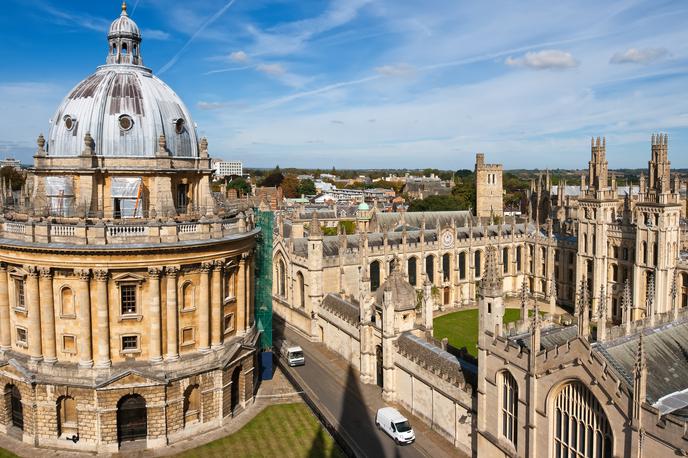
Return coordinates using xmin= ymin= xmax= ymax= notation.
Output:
xmin=475 ymin=153 xmax=504 ymax=220
xmin=0 ymin=158 xmax=21 ymax=170
xmin=214 ymin=160 xmax=243 ymax=177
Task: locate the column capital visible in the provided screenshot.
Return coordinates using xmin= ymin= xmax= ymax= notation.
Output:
xmin=25 ymin=265 xmax=39 ymax=277
xmin=166 ymin=266 xmax=180 ymax=277
xmin=0 ymin=262 xmax=7 ymax=271
xmin=74 ymin=268 xmax=91 ymax=281
xmin=148 ymin=267 xmax=162 ymax=279
xmin=93 ymin=269 xmax=109 ymax=281
xmin=38 ymin=267 xmax=52 ymax=278
xmin=200 ymin=262 xmax=213 ymax=273
xmin=212 ymin=259 xmax=224 ymax=271
xmin=241 ymin=251 xmax=251 ymax=260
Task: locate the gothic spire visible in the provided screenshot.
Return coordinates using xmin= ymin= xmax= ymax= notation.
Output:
xmin=480 ymin=245 xmax=503 ymax=297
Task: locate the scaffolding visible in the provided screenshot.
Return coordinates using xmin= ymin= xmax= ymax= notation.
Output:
xmin=254 ymin=209 xmax=274 ymax=350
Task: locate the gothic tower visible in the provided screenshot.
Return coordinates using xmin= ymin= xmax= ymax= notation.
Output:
xmin=475 ymin=153 xmax=504 ymax=221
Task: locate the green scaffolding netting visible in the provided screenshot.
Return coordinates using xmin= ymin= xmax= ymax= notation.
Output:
xmin=254 ymin=209 xmax=273 ymax=350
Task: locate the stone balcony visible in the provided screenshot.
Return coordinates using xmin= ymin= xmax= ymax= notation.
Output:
xmin=0 ymin=211 xmax=256 ymax=247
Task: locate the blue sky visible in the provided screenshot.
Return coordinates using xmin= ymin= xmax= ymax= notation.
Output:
xmin=1 ymin=0 xmax=688 ymax=169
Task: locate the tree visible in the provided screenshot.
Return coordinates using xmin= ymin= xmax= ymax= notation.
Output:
xmin=260 ymin=167 xmax=284 ymax=188
xmin=408 ymin=195 xmax=465 ymax=211
xmin=226 ymin=177 xmax=251 ymax=196
xmin=280 ymin=176 xmax=299 ymax=198
xmin=296 ymin=179 xmax=316 ymax=196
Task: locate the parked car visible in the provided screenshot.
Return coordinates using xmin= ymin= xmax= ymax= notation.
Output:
xmin=375 ymin=407 xmax=415 ymax=445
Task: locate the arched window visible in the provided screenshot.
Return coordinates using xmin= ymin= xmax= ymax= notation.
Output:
xmin=57 ymin=396 xmax=77 ymax=437
xmin=61 ymin=287 xmax=75 ymax=317
xmin=516 ymin=247 xmax=522 ymax=272
xmin=277 ymin=259 xmax=286 ymax=297
xmin=474 ymin=251 xmax=482 ymax=278
xmin=408 ymin=257 xmax=417 ymax=286
xmin=502 ymin=248 xmax=509 ymax=274
xmin=553 ymin=382 xmax=612 ymax=458
xmin=458 ymin=252 xmax=466 ymax=280
xmin=122 ymin=42 xmax=128 ymax=55
xmin=425 ymin=256 xmax=435 ymax=284
xmin=501 ymin=372 xmax=518 ymax=447
xmin=442 ymin=253 xmax=450 ymax=282
xmin=611 ymin=265 xmax=618 ymax=283
xmin=652 ymin=242 xmax=658 ymax=267
xmin=370 ymin=261 xmax=380 ymax=292
xmin=681 ymin=273 xmax=687 ymax=308
xmin=183 ymin=384 xmax=200 ymax=426
xmin=296 ymin=272 xmax=305 ymax=309
xmin=641 ymin=241 xmax=647 ymax=265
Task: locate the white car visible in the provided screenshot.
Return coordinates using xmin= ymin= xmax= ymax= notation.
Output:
xmin=375 ymin=407 xmax=415 ymax=445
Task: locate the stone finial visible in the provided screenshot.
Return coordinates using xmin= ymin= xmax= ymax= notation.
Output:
xmin=36 ymin=133 xmax=46 ymax=155
xmin=158 ymin=134 xmax=167 ymax=155
xmin=645 ymin=271 xmax=655 ymax=319
xmin=83 ymin=132 xmax=94 ymax=156
xmin=577 ymin=277 xmax=590 ymax=337
xmin=200 ymin=137 xmax=209 ymax=158
xmin=519 ymin=276 xmax=529 ymax=321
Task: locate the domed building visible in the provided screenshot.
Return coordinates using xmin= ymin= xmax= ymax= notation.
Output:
xmin=0 ymin=3 xmax=259 ymax=452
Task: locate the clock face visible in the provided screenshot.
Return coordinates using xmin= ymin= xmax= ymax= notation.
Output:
xmin=442 ymin=230 xmax=454 ymax=248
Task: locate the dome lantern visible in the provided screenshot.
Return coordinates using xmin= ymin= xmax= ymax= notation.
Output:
xmin=106 ymin=1 xmax=143 ymax=66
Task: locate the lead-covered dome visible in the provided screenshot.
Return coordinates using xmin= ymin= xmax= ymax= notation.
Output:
xmin=46 ymin=2 xmax=199 ymax=158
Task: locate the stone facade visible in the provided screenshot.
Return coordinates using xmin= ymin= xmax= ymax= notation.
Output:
xmin=0 ymin=4 xmax=260 ymax=452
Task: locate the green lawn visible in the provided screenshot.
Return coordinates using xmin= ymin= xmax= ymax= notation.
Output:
xmin=434 ymin=308 xmax=525 ymax=357
xmin=176 ymin=403 xmax=345 ymax=458
xmin=0 ymin=450 xmax=17 ymax=458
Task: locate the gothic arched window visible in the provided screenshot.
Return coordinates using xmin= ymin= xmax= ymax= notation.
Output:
xmin=554 ymin=382 xmax=612 ymax=458
xmin=501 ymin=371 xmax=518 ymax=447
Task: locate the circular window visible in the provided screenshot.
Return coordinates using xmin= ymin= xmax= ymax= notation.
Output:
xmin=63 ymin=115 xmax=74 ymax=131
xmin=119 ymin=114 xmax=134 ymax=131
xmin=175 ymin=118 xmax=185 ymax=134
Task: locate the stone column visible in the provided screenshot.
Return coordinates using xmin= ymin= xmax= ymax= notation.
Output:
xmin=148 ymin=267 xmax=163 ymax=363
xmin=94 ymin=269 xmax=110 ymax=368
xmin=26 ymin=266 xmax=42 ymax=362
xmin=165 ymin=267 xmax=179 ymax=361
xmin=75 ymin=269 xmax=93 ymax=367
xmin=0 ymin=264 xmax=11 ymax=350
xmin=198 ymin=262 xmax=212 ymax=352
xmin=248 ymin=254 xmax=255 ymax=327
xmin=236 ymin=257 xmax=246 ymax=333
xmin=38 ymin=267 xmax=57 ymax=363
xmin=211 ymin=261 xmax=223 ymax=349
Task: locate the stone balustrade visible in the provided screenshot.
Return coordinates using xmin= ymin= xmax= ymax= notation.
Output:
xmin=0 ymin=215 xmax=253 ymax=246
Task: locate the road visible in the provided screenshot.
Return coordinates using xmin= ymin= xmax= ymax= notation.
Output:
xmin=278 ymin=325 xmax=461 ymax=458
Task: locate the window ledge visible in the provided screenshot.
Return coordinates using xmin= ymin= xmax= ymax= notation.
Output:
xmin=15 ymin=342 xmax=28 ymax=349
xmin=119 ymin=314 xmax=143 ymax=322
xmin=180 ymin=307 xmax=196 ymax=314
xmin=12 ymin=307 xmax=28 ymax=316
xmin=60 ymin=314 xmax=76 ymax=320
xmin=120 ymin=349 xmax=141 ymax=356
xmin=180 ymin=340 xmax=195 ymax=347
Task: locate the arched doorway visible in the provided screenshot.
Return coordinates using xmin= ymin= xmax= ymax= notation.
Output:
xmin=183 ymin=385 xmax=200 ymax=427
xmin=230 ymin=367 xmax=242 ymax=414
xmin=117 ymin=394 xmax=147 ymax=443
xmin=553 ymin=382 xmax=612 ymax=458
xmin=8 ymin=385 xmax=22 ymax=430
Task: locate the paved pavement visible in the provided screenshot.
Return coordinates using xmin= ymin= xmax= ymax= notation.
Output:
xmin=278 ymin=325 xmax=467 ymax=458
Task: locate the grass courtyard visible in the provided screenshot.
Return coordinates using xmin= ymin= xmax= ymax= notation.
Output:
xmin=176 ymin=402 xmax=344 ymax=458
xmin=433 ymin=308 xmax=525 ymax=357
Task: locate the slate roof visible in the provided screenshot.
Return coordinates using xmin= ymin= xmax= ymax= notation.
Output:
xmin=321 ymin=293 xmax=360 ymax=325
xmin=396 ymin=332 xmax=465 ymax=385
xmin=375 ymin=267 xmax=417 ymax=311
xmin=371 ymin=211 xmax=475 ymax=231
xmin=598 ymin=320 xmax=688 ymax=403
xmin=509 ymin=324 xmax=578 ymax=351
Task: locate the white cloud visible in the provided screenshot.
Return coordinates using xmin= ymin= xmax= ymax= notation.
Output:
xmin=505 ymin=50 xmax=579 ymax=70
xmin=143 ymin=29 xmax=171 ymax=40
xmin=610 ymin=47 xmax=668 ymax=64
xmin=197 ymin=101 xmax=227 ymax=110
xmin=374 ymin=63 xmax=415 ymax=76
xmin=256 ymin=63 xmax=286 ymax=76
xmin=230 ymin=50 xmax=249 ymax=62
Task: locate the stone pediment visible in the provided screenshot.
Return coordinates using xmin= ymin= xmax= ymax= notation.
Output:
xmin=96 ymin=369 xmax=166 ymax=389
xmin=111 ymin=272 xmax=146 ymax=283
xmin=0 ymin=359 xmax=33 ymax=383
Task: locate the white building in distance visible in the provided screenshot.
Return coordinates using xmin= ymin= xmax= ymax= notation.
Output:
xmin=214 ymin=160 xmax=243 ymax=177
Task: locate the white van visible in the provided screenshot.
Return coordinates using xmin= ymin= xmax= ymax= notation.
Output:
xmin=375 ymin=407 xmax=415 ymax=445
xmin=282 ymin=345 xmax=305 ymax=367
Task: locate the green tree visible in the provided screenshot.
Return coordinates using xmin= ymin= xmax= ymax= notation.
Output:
xmin=297 ymin=179 xmax=316 ymax=196
xmin=408 ymin=195 xmax=465 ymax=211
xmin=260 ymin=167 xmax=284 ymax=188
xmin=226 ymin=177 xmax=251 ymax=196
xmin=280 ymin=176 xmax=299 ymax=198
